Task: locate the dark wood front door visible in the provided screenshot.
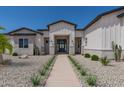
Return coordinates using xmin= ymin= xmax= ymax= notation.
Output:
xmin=56 ymin=39 xmax=67 ymax=53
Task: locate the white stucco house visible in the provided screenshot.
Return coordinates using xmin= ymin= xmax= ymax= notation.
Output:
xmin=5 ymin=7 xmax=124 ymax=59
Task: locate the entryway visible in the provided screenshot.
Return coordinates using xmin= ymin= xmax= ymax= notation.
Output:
xmin=56 ymin=39 xmax=67 ymax=53
xmin=55 ymin=36 xmax=69 ymax=54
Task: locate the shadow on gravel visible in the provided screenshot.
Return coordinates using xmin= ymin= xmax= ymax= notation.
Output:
xmin=10 ymin=61 xmax=32 ymax=67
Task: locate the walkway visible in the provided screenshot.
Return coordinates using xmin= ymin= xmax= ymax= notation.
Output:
xmin=45 ymin=55 xmax=81 ymax=87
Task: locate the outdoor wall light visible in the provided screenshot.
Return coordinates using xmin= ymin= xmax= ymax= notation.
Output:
xmin=38 ymin=38 xmax=41 ymax=41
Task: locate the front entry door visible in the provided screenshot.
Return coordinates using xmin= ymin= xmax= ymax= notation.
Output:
xmin=56 ymin=39 xmax=67 ymax=53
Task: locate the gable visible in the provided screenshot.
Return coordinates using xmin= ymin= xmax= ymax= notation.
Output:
xmin=13 ymin=29 xmax=35 ymax=34
xmin=48 ymin=21 xmax=76 ymax=32
xmin=48 ymin=20 xmax=77 ymax=27
xmin=8 ymin=27 xmax=42 ymax=35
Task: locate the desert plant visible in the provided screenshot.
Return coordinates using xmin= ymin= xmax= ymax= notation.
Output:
xmin=91 ymin=55 xmax=99 ymax=61
xmin=100 ymin=57 xmax=110 ymax=66
xmin=85 ymin=53 xmax=90 ymax=58
xmin=0 ymin=34 xmax=13 ymax=64
xmin=31 ymin=74 xmax=41 ymax=86
xmin=44 ymin=64 xmax=49 ymax=70
xmin=80 ymin=68 xmax=87 ymax=76
xmin=33 ymin=45 xmax=40 ymax=55
xmin=118 ymin=45 xmax=122 ymax=61
xmin=112 ymin=41 xmax=122 ymax=61
xmin=39 ymin=68 xmax=47 ymax=76
xmin=68 ymin=55 xmax=78 ymax=66
xmin=12 ymin=52 xmax=18 ymax=56
xmin=76 ymin=64 xmax=82 ymax=70
xmin=86 ymin=75 xmax=97 ymax=86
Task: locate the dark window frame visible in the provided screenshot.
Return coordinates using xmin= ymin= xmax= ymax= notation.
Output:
xmin=19 ymin=38 xmax=29 ymax=48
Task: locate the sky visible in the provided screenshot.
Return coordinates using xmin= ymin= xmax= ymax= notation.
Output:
xmin=0 ymin=6 xmax=119 ymax=33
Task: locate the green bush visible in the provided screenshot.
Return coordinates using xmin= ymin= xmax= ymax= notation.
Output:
xmin=86 ymin=75 xmax=97 ymax=86
xmin=68 ymin=56 xmax=75 ymax=63
xmin=91 ymin=55 xmax=99 ymax=61
xmin=85 ymin=53 xmax=91 ymax=58
xmin=31 ymin=74 xmax=41 ymax=86
xmin=12 ymin=52 xmax=18 ymax=56
xmin=44 ymin=64 xmax=49 ymax=70
xmin=39 ymin=68 xmax=47 ymax=76
xmin=100 ymin=57 xmax=110 ymax=66
xmin=80 ymin=68 xmax=87 ymax=76
xmin=76 ymin=64 xmax=82 ymax=70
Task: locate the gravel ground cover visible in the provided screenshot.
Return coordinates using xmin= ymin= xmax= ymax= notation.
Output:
xmin=74 ymin=55 xmax=124 ymax=87
xmin=0 ymin=55 xmax=51 ymax=87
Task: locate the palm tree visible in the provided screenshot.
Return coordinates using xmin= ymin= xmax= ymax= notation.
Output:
xmin=0 ymin=27 xmax=13 ymax=63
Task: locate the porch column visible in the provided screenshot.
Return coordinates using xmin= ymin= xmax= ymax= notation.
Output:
xmin=81 ymin=37 xmax=84 ymax=54
xmin=69 ymin=35 xmax=75 ymax=54
xmin=49 ymin=34 xmax=55 ymax=55
xmin=81 ymin=31 xmax=85 ymax=54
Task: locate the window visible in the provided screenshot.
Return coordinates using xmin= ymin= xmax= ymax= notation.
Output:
xmin=19 ymin=39 xmax=23 ymax=48
xmin=19 ymin=39 xmax=29 ymax=48
xmin=46 ymin=40 xmax=48 ymax=43
xmin=85 ymin=38 xmax=87 ymax=46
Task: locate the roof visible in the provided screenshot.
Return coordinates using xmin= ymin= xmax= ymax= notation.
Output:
xmin=117 ymin=12 xmax=124 ymax=17
xmin=7 ymin=27 xmax=43 ymax=35
xmin=83 ymin=6 xmax=124 ymax=30
xmin=76 ymin=29 xmax=83 ymax=31
xmin=47 ymin=20 xmax=77 ymax=27
xmin=37 ymin=29 xmax=48 ymax=31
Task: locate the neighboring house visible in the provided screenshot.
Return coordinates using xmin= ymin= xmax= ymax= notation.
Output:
xmin=5 ymin=7 xmax=124 ymax=59
xmin=83 ymin=6 xmax=124 ymax=59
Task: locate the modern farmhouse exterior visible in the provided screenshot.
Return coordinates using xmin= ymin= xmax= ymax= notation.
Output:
xmin=5 ymin=7 xmax=124 ymax=59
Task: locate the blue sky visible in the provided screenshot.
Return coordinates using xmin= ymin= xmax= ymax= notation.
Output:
xmin=0 ymin=6 xmax=119 ymax=33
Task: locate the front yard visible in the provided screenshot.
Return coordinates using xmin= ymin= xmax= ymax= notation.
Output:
xmin=73 ymin=55 xmax=124 ymax=87
xmin=0 ymin=55 xmax=51 ymax=87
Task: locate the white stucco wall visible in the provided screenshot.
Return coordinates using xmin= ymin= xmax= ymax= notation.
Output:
xmin=8 ymin=29 xmax=37 ymax=55
xmin=84 ymin=19 xmax=103 ymax=50
xmin=10 ymin=35 xmax=35 ymax=55
xmin=84 ymin=9 xmax=124 ymax=58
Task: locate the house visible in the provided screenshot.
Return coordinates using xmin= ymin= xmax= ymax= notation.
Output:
xmin=6 ymin=20 xmax=83 ymax=55
xmin=6 ymin=7 xmax=124 ymax=59
xmin=83 ymin=6 xmax=124 ymax=59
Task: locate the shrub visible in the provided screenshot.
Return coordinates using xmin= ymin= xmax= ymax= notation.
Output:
xmin=76 ymin=64 xmax=82 ymax=70
xmin=85 ymin=53 xmax=91 ymax=58
xmin=47 ymin=61 xmax=52 ymax=67
xmin=68 ymin=55 xmax=78 ymax=66
xmin=39 ymin=68 xmax=47 ymax=76
xmin=68 ymin=56 xmax=75 ymax=63
xmin=86 ymin=75 xmax=97 ymax=86
xmin=100 ymin=57 xmax=110 ymax=66
xmin=31 ymin=74 xmax=41 ymax=86
xmin=91 ymin=55 xmax=99 ymax=61
xmin=12 ymin=52 xmax=18 ymax=56
xmin=43 ymin=64 xmax=49 ymax=70
xmin=80 ymin=68 xmax=87 ymax=76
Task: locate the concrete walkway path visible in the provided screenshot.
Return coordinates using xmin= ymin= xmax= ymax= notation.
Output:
xmin=45 ymin=55 xmax=81 ymax=87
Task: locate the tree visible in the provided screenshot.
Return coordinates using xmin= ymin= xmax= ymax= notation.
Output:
xmin=0 ymin=27 xmax=13 ymax=63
